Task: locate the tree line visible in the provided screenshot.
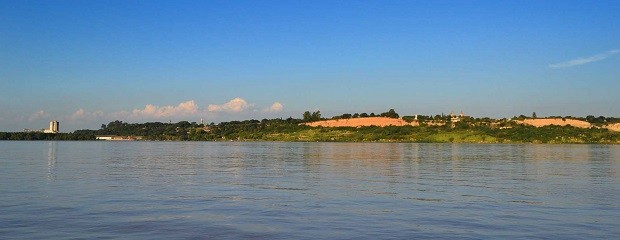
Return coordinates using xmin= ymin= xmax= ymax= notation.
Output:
xmin=2 ymin=109 xmax=619 ymax=143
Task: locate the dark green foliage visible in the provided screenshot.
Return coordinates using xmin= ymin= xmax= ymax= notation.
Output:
xmin=303 ymin=111 xmax=311 ymax=121
xmin=0 ymin=132 xmax=96 ymax=140
xmin=303 ymin=111 xmax=322 ymax=122
xmin=480 ymin=125 xmax=619 ymax=143
xmin=380 ymin=109 xmax=399 ymax=118
xmin=402 ymin=116 xmax=416 ymax=123
xmin=582 ymin=115 xmax=620 ymax=124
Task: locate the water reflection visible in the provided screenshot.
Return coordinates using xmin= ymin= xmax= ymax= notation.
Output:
xmin=47 ymin=141 xmax=57 ymax=181
xmin=2 ymin=142 xmax=619 ymax=239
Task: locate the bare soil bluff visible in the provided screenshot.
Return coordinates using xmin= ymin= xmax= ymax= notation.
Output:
xmin=304 ymin=117 xmax=418 ymax=127
xmin=517 ymin=118 xmax=619 ymax=131
xmin=606 ymin=123 xmax=620 ymax=131
xmin=518 ymin=118 xmax=592 ymax=128
xmin=304 ymin=117 xmax=620 ymax=132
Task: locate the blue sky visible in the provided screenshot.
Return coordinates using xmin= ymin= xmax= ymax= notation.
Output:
xmin=1 ymin=0 xmax=619 ymax=131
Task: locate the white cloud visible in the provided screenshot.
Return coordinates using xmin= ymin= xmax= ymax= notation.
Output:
xmin=72 ymin=109 xmax=86 ymax=119
xmin=130 ymin=100 xmax=199 ymax=119
xmin=208 ymin=97 xmax=250 ymax=113
xmin=263 ymin=102 xmax=284 ymax=113
xmin=28 ymin=110 xmax=50 ymax=121
xmin=81 ymin=98 xmax=279 ymax=123
xmin=68 ymin=109 xmax=104 ymax=121
xmin=549 ymin=49 xmax=620 ymax=68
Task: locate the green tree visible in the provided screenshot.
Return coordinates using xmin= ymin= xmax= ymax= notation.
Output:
xmin=303 ymin=110 xmax=322 ymax=122
xmin=303 ymin=111 xmax=312 ymax=122
xmin=380 ymin=109 xmax=399 ymax=118
xmin=402 ymin=116 xmax=416 ymax=123
xmin=311 ymin=111 xmax=322 ymax=121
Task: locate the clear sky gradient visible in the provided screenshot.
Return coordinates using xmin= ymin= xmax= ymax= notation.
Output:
xmin=1 ymin=0 xmax=618 ymax=131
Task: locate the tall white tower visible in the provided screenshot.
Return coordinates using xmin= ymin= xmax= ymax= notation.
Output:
xmin=44 ymin=120 xmax=59 ymax=133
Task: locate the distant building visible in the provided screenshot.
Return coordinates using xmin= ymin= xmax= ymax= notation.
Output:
xmin=96 ymin=136 xmax=114 ymax=140
xmin=95 ymin=135 xmax=142 ymax=141
xmin=446 ymin=112 xmax=464 ymax=128
xmin=44 ymin=121 xmax=59 ymax=133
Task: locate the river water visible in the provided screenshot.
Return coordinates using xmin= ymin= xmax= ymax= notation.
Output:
xmin=1 ymin=142 xmax=618 ymax=239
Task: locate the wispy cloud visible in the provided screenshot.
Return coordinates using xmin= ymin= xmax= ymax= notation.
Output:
xmin=549 ymin=49 xmax=620 ymax=68
xmin=51 ymin=98 xmax=282 ymax=125
xmin=68 ymin=109 xmax=104 ymax=121
xmin=28 ymin=110 xmax=50 ymax=121
xmin=263 ymin=102 xmax=284 ymax=113
xmin=208 ymin=97 xmax=252 ymax=113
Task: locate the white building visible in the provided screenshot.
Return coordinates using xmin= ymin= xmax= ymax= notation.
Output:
xmin=96 ymin=136 xmax=114 ymax=140
xmin=450 ymin=111 xmax=465 ymax=122
xmin=44 ymin=121 xmax=59 ymax=133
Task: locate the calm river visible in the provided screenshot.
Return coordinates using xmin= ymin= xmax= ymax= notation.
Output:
xmin=1 ymin=142 xmax=619 ymax=239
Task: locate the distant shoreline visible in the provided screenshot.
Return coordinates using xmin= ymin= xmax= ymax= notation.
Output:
xmin=3 ymin=115 xmax=620 ymax=144
xmin=1 ymin=139 xmax=619 ymax=145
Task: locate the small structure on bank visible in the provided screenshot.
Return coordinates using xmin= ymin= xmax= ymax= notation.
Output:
xmin=24 ymin=120 xmax=59 ymax=133
xmin=95 ymin=135 xmax=143 ymax=141
xmin=450 ymin=111 xmax=465 ymax=123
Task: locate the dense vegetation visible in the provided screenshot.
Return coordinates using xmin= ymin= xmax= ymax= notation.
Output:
xmin=0 ymin=131 xmax=96 ymax=140
xmin=2 ymin=110 xmax=619 ymax=143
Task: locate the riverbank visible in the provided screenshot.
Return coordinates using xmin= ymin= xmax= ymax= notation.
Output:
xmin=3 ymin=125 xmax=619 ymax=144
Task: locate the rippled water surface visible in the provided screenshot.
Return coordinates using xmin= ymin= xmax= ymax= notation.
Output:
xmin=1 ymin=142 xmax=619 ymax=239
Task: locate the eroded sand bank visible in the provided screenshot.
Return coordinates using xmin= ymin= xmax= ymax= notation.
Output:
xmin=304 ymin=117 xmax=418 ymax=127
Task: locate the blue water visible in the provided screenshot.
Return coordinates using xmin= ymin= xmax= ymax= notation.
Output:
xmin=1 ymin=142 xmax=619 ymax=239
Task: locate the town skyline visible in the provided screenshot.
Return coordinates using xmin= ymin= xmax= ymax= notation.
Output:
xmin=1 ymin=1 xmax=619 ymax=131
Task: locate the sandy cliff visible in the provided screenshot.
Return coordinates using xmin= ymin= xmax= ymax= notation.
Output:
xmin=605 ymin=123 xmax=620 ymax=131
xmin=517 ymin=118 xmax=620 ymax=131
xmin=518 ymin=118 xmax=592 ymax=128
xmin=305 ymin=117 xmax=418 ymax=127
xmin=305 ymin=117 xmax=620 ymax=131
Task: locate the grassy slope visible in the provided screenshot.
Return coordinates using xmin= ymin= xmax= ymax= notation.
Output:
xmin=250 ymin=126 xmax=619 ymax=144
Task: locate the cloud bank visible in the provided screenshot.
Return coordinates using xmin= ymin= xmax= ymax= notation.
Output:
xmin=549 ymin=49 xmax=620 ymax=68
xmin=130 ymin=100 xmax=199 ymax=119
xmin=56 ymin=98 xmax=284 ymax=130
xmin=208 ymin=97 xmax=250 ymax=113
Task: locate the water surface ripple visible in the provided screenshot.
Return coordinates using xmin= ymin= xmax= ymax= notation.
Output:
xmin=1 ymin=142 xmax=618 ymax=239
